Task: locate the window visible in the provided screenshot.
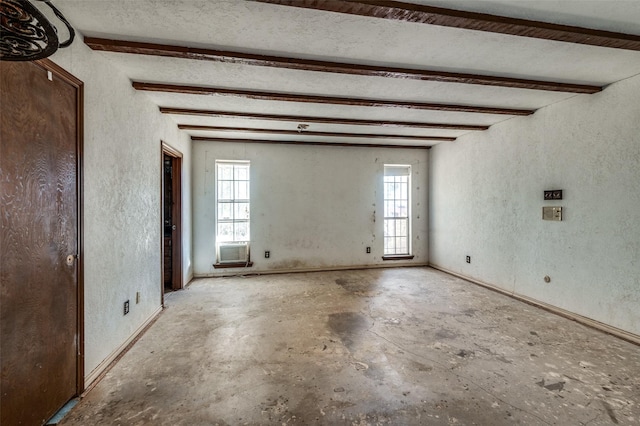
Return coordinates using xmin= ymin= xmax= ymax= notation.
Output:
xmin=215 ymin=161 xmax=250 ymax=265
xmin=383 ymin=165 xmax=411 ymax=256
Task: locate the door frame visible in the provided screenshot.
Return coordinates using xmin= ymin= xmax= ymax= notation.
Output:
xmin=161 ymin=142 xmax=183 ymax=304
xmin=36 ymin=58 xmax=85 ymax=394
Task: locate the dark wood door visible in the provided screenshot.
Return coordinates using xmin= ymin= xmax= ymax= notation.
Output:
xmin=1 ymin=61 xmax=81 ymax=425
xmin=162 ymin=148 xmax=182 ymax=294
xmin=163 ymin=154 xmax=174 ymax=290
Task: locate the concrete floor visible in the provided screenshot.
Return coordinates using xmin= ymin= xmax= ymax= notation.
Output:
xmin=61 ymin=267 xmax=640 ymax=425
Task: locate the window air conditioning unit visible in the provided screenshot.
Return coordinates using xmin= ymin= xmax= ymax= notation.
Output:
xmin=218 ymin=243 xmax=249 ymax=263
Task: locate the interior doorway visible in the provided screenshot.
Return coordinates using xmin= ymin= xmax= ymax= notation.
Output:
xmin=162 ymin=143 xmax=183 ymax=300
xmin=1 ymin=60 xmax=84 ymax=425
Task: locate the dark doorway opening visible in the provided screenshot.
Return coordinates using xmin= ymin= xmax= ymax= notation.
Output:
xmin=162 ymin=144 xmax=183 ymax=301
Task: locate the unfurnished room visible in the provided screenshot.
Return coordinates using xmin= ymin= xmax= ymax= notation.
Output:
xmin=1 ymin=1 xmax=639 ymax=425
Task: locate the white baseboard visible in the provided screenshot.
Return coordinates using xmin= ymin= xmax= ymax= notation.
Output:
xmin=429 ymin=264 xmax=640 ymax=346
xmin=83 ymin=305 xmax=163 ymax=390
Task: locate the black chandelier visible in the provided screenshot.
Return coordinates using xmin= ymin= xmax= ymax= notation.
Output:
xmin=0 ymin=0 xmax=75 ymax=61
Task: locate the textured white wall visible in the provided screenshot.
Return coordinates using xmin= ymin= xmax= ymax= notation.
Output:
xmin=193 ymin=143 xmax=428 ymax=275
xmin=429 ymin=73 xmax=640 ymax=336
xmin=49 ymin=40 xmax=192 ymax=380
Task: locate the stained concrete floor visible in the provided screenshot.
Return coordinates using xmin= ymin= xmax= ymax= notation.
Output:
xmin=60 ymin=267 xmax=640 ymax=425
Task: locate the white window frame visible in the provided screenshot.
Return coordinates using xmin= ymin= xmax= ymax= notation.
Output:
xmin=383 ymin=164 xmax=411 ymax=256
xmin=215 ymin=160 xmax=250 ymax=263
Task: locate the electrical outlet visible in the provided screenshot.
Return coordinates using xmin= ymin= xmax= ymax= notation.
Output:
xmin=124 ymin=300 xmax=130 ymax=315
xmin=265 ymin=251 xmax=270 ymax=258
xmin=366 ymin=247 xmax=371 ymax=253
xmin=466 ymin=256 xmax=471 ymax=264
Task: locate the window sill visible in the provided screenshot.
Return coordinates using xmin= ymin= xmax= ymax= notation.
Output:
xmin=382 ymin=255 xmax=415 ymax=261
xmin=213 ymin=262 xmax=254 ymax=269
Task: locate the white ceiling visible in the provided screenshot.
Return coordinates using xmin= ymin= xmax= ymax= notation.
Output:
xmin=49 ymin=0 xmax=640 ymax=147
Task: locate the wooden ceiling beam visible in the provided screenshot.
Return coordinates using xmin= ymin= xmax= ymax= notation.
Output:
xmin=254 ymin=1 xmax=640 ymax=51
xmin=85 ymin=37 xmax=600 ymax=94
xmin=160 ymin=107 xmax=489 ymax=131
xmin=133 ymin=82 xmax=534 ymax=116
xmin=178 ymin=124 xmax=455 ymax=141
xmin=191 ymin=136 xmax=431 ymax=149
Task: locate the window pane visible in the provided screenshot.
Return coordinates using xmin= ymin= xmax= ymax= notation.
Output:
xmin=384 ymin=237 xmax=395 ymax=254
xmin=395 ymin=182 xmax=404 ymax=199
xmin=384 ymin=182 xmax=394 ymax=200
xmin=234 ymin=165 xmax=249 ymax=181
xmin=384 ymin=200 xmax=393 ymax=217
xmin=218 ymin=202 xmax=233 ymax=220
xmin=400 ymin=182 xmax=407 ymax=201
xmin=394 ymin=202 xmax=403 ymax=218
xmin=234 ymin=203 xmax=250 ymax=220
xmin=217 ymin=222 xmax=233 ymax=242
xmin=399 ymin=203 xmax=409 ymax=218
xmin=396 ymin=237 xmax=408 ymax=254
xmin=219 ymin=165 xmax=233 ymax=180
xmin=235 ymin=181 xmax=249 ymax=200
xmin=384 ymin=219 xmax=393 ymax=237
xmin=218 ymin=181 xmax=232 ymax=200
xmin=234 ymin=221 xmax=249 ymax=241
xmin=387 ymin=202 xmax=400 ymax=218
xmin=396 ymin=219 xmax=408 ymax=238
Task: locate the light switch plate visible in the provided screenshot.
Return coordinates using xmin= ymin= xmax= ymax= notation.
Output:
xmin=542 ymin=206 xmax=562 ymax=221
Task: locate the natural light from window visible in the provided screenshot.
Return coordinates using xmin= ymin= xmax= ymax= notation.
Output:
xmin=383 ymin=164 xmax=411 ymax=256
xmin=216 ymin=161 xmax=250 ymax=244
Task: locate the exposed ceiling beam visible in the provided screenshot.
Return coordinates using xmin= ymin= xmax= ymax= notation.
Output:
xmin=178 ymin=124 xmax=456 ymax=141
xmin=254 ymin=0 xmax=640 ymax=51
xmin=133 ymin=82 xmax=534 ymax=116
xmin=191 ymin=136 xmax=431 ymax=149
xmin=86 ymin=37 xmax=600 ymax=94
xmin=161 ymin=107 xmax=489 ymax=131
